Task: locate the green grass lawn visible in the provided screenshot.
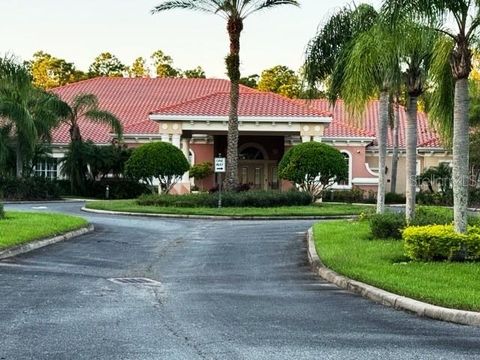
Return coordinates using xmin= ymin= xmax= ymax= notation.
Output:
xmin=0 ymin=211 xmax=88 ymax=250
xmin=313 ymin=220 xmax=480 ymax=311
xmin=86 ymin=199 xmax=371 ymax=217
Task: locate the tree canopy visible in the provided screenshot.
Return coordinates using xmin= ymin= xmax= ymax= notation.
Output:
xmin=278 ymin=142 xmax=348 ymax=202
xmin=125 ymin=141 xmax=190 ymax=193
xmin=257 ymin=65 xmax=301 ymax=98
xmin=88 ymin=52 xmax=126 ymax=77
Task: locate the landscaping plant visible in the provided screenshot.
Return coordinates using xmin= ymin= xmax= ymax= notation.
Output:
xmin=125 ymin=142 xmax=190 ymax=194
xmin=278 ymin=142 xmax=348 ymax=202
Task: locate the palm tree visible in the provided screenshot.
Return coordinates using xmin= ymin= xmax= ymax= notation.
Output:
xmin=340 ymin=23 xmax=401 ymax=214
xmin=60 ymin=93 xmax=123 ymax=194
xmin=152 ymin=0 xmax=299 ymax=190
xmin=0 ymin=57 xmax=66 ymax=177
xmin=383 ymin=0 xmax=480 ymax=233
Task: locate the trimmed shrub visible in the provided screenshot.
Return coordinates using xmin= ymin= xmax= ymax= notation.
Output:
xmin=385 ymin=192 xmax=406 ymax=204
xmin=125 ymin=142 xmax=190 ymax=194
xmin=0 ymin=176 xmax=61 ymax=201
xmin=137 ymin=190 xmax=312 ymax=208
xmin=369 ymin=212 xmax=406 ymax=239
xmin=0 ymin=203 xmax=4 ymax=219
xmin=278 ymin=142 xmax=348 ymax=202
xmin=403 ymin=225 xmax=480 ymax=261
xmin=84 ymin=179 xmax=150 ymax=199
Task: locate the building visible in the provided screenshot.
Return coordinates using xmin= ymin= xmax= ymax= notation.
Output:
xmin=43 ymin=77 xmax=451 ymax=194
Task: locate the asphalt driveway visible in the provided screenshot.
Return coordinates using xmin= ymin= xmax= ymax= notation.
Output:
xmin=1 ymin=202 xmax=480 ymax=359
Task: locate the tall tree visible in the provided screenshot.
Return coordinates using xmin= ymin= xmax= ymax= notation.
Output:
xmin=59 ymin=94 xmax=123 ymax=194
xmin=152 ymin=0 xmax=300 ymax=190
xmin=257 ymin=65 xmax=301 ymax=98
xmin=0 ymin=57 xmax=66 ymax=177
xmin=384 ymin=0 xmax=480 ymax=233
xmin=27 ymin=51 xmax=85 ymax=89
xmin=129 ymin=57 xmax=150 ymax=78
xmin=341 ymin=23 xmax=401 ymax=213
xmin=151 ymin=50 xmax=180 ymax=78
xmin=88 ymin=52 xmax=126 ymax=77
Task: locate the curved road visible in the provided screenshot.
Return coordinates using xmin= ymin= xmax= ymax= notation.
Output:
xmin=1 ymin=202 xmax=480 ymax=359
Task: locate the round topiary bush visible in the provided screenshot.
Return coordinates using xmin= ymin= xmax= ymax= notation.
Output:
xmin=125 ymin=142 xmax=190 ymax=194
xmin=278 ymin=142 xmax=348 ymax=202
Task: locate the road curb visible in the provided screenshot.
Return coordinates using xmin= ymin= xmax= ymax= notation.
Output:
xmin=306 ymin=227 xmax=480 ymax=326
xmin=81 ymin=206 xmax=358 ymax=221
xmin=0 ymin=225 xmax=94 ymax=260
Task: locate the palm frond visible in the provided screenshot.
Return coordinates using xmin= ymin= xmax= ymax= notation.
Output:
xmin=72 ymin=93 xmax=99 ymax=118
xmin=85 ymin=109 xmax=123 ymax=139
xmin=152 ymin=0 xmax=221 ymax=15
xmin=428 ymin=36 xmax=455 ymax=146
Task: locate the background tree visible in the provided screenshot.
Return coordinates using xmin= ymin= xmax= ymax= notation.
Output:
xmin=384 ymin=0 xmax=480 ymax=233
xmin=278 ymin=142 xmax=348 ymax=202
xmin=0 ymin=56 xmax=67 ymax=177
xmin=257 ymin=65 xmax=301 ymax=98
xmin=88 ymin=52 xmax=126 ymax=77
xmin=151 ymin=50 xmax=180 ymax=78
xmin=183 ymin=66 xmax=206 ymax=79
xmin=59 ymin=93 xmax=123 ymax=194
xmin=152 ymin=0 xmax=300 ymax=191
xmin=27 ymin=51 xmax=85 ymax=89
xmin=240 ymin=74 xmax=259 ymax=88
xmin=129 ymin=57 xmax=150 ymax=78
xmin=125 ymin=141 xmax=190 ymax=194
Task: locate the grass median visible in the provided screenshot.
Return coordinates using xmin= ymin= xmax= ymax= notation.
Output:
xmin=86 ymin=199 xmax=371 ymax=217
xmin=313 ymin=220 xmax=480 ymax=311
xmin=0 ymin=211 xmax=88 ymax=250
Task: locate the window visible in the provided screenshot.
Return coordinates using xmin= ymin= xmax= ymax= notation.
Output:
xmin=335 ymin=151 xmax=352 ymax=188
xmin=34 ymin=158 xmax=58 ymax=179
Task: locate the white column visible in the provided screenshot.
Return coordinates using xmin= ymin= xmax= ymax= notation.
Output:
xmin=161 ymin=134 xmax=170 ymax=143
xmin=302 ymin=135 xmax=312 ymax=143
xmin=181 ymin=138 xmax=190 ymax=184
xmin=172 ymin=134 xmax=181 ymax=148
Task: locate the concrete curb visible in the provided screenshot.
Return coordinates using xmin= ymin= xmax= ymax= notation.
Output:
xmin=306 ymin=227 xmax=480 ymax=326
xmin=0 ymin=225 xmax=94 ymax=260
xmin=81 ymin=206 xmax=358 ymax=221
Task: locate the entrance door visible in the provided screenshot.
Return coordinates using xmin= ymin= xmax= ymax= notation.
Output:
xmin=239 ymin=162 xmax=265 ymax=190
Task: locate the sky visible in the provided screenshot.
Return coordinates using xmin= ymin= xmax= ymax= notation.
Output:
xmin=0 ymin=0 xmax=382 ymax=78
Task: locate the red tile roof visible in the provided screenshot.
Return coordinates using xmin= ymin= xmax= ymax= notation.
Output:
xmin=49 ymin=77 xmax=443 ymax=149
xmin=51 ymin=77 xmax=255 ymax=144
xmin=151 ymin=91 xmax=331 ymax=118
xmin=304 ymin=99 xmax=443 ymax=148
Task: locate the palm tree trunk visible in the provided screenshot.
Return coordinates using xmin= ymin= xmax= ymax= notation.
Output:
xmin=225 ymin=17 xmax=243 ymax=191
xmin=405 ymin=96 xmax=418 ymax=224
xmin=377 ymin=91 xmax=389 ymax=214
xmin=453 ymin=78 xmax=470 ymax=233
xmin=15 ymin=141 xmax=23 ymax=178
xmin=390 ymin=101 xmax=400 ymax=194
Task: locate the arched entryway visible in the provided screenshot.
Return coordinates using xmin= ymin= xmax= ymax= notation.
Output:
xmin=238 ymin=143 xmax=279 ymax=190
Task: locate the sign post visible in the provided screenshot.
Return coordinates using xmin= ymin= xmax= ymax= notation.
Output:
xmin=214 ymin=155 xmax=226 ymax=208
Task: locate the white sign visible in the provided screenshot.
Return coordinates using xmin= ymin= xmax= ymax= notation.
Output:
xmin=214 ymin=157 xmax=226 ymax=173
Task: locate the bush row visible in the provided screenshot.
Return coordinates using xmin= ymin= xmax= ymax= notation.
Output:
xmin=323 ymin=187 xmax=406 ymax=204
xmin=0 ymin=176 xmax=150 ymax=201
xmin=57 ymin=179 xmax=151 ymax=200
xmin=0 ymin=176 xmax=61 ymax=201
xmin=367 ymin=207 xmax=480 ymax=240
xmin=404 ymin=225 xmax=480 ymax=261
xmin=137 ymin=190 xmax=312 ymax=208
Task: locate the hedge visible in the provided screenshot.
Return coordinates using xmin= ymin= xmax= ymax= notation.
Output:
xmin=0 ymin=176 xmax=61 ymax=201
xmin=403 ymin=225 xmax=480 ymax=261
xmin=0 ymin=203 xmax=4 ymax=219
xmin=137 ymin=190 xmax=312 ymax=208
